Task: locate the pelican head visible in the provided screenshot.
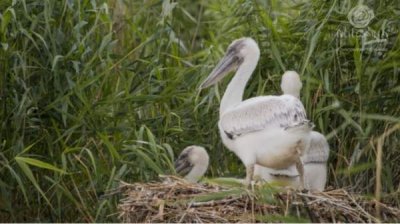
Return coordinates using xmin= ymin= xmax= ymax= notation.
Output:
xmin=174 ymin=145 xmax=209 ymax=183
xmin=280 ymin=71 xmax=302 ymax=98
xmin=200 ymin=37 xmax=260 ymax=89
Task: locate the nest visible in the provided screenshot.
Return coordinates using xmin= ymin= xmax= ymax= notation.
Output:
xmin=115 ymin=175 xmax=400 ymax=223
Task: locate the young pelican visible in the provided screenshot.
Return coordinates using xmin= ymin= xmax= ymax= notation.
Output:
xmin=254 ymin=71 xmax=330 ymax=191
xmin=200 ymin=38 xmax=313 ymax=187
xmin=174 ymin=145 xmax=209 ymax=183
xmin=302 ymin=131 xmax=330 ymax=191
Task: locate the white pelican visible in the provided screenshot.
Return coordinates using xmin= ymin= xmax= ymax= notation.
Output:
xmin=254 ymin=71 xmax=330 ymax=191
xmin=200 ymin=38 xmax=313 ymax=187
xmin=174 ymin=145 xmax=209 ymax=183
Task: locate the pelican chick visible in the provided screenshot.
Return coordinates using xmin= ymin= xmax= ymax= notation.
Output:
xmin=200 ymin=38 xmax=313 ymax=187
xmin=174 ymin=145 xmax=209 ymax=183
xmin=303 ymin=131 xmax=329 ymax=191
xmin=254 ymin=71 xmax=330 ymax=191
xmin=280 ymin=70 xmax=302 ymax=98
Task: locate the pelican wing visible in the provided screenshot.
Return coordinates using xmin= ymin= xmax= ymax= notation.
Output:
xmin=302 ymin=131 xmax=330 ymax=164
xmin=220 ymin=95 xmax=308 ymax=138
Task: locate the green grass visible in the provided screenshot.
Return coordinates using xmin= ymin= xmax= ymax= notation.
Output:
xmin=0 ymin=0 xmax=399 ymax=222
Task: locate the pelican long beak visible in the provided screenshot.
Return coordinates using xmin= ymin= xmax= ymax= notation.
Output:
xmin=200 ymin=51 xmax=243 ymax=89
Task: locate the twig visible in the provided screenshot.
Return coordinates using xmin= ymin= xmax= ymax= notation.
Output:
xmin=344 ymin=190 xmax=380 ymax=223
xmin=298 ymin=191 xmax=318 ymax=222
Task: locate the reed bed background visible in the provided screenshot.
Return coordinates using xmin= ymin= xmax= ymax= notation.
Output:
xmin=0 ymin=0 xmax=399 ymax=222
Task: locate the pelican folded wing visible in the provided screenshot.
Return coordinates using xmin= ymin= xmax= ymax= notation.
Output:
xmin=220 ymin=95 xmax=307 ymax=138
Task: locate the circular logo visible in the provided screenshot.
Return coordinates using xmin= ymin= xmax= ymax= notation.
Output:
xmin=347 ymin=4 xmax=374 ymax=28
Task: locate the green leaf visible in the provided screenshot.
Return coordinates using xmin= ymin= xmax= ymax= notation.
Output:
xmin=193 ymin=188 xmax=245 ymax=202
xmin=337 ymin=162 xmax=375 ymax=176
xmin=15 ymin=156 xmax=66 ymax=174
xmin=133 ymin=148 xmax=164 ymax=174
xmin=1 ymin=7 xmax=15 ymax=33
xmin=15 ymin=158 xmax=53 ymax=209
xmin=52 ymin=55 xmax=64 ymax=71
xmin=98 ymin=133 xmax=121 ymax=161
xmin=5 ymin=164 xmax=29 ymax=206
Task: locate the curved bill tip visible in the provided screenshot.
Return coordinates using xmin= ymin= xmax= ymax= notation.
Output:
xmin=199 ymin=80 xmax=210 ymax=90
xmin=309 ymin=122 xmax=315 ymax=129
xmin=199 ymin=52 xmax=242 ymax=89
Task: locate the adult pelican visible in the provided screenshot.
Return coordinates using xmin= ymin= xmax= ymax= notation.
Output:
xmin=254 ymin=71 xmax=330 ymax=191
xmin=254 ymin=131 xmax=330 ymax=191
xmin=175 ymin=145 xmax=209 ymax=183
xmin=200 ymin=38 xmax=313 ymax=186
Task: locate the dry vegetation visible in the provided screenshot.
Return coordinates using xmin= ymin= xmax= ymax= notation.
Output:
xmin=116 ymin=176 xmax=400 ymax=223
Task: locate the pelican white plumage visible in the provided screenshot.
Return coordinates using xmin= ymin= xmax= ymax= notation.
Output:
xmin=254 ymin=131 xmax=329 ymax=191
xmin=200 ymin=38 xmax=313 ymax=187
xmin=174 ymin=145 xmax=209 ymax=183
xmin=254 ymin=71 xmax=330 ymax=191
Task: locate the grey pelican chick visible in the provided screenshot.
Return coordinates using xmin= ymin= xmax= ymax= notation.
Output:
xmin=174 ymin=145 xmax=209 ymax=183
xmin=200 ymin=38 xmax=313 ymax=187
xmin=254 ymin=71 xmax=330 ymax=191
xmin=302 ymin=131 xmax=329 ymax=191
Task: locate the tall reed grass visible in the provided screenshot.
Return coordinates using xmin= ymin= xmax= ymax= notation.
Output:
xmin=0 ymin=0 xmax=399 ymax=221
